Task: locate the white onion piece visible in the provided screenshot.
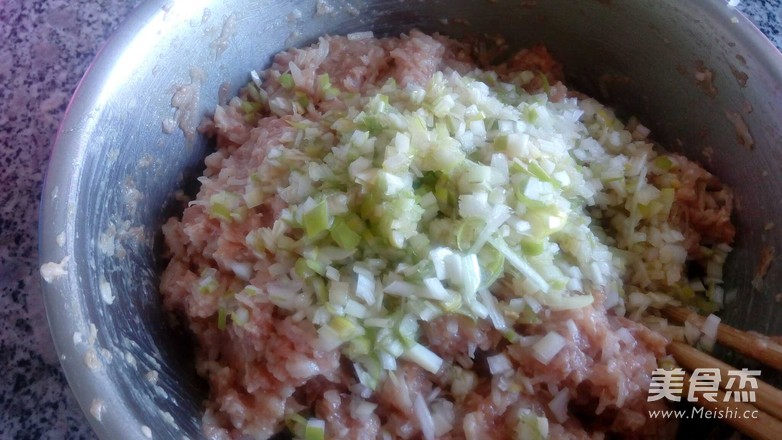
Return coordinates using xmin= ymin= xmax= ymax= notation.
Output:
xmin=487 ymin=354 xmax=513 ymax=375
xmin=414 ymin=394 xmax=435 ymax=440
xmin=702 ymin=313 xmax=721 ymax=340
xmin=548 ymin=388 xmax=570 ymax=423
xmin=532 ymin=331 xmax=567 ymax=365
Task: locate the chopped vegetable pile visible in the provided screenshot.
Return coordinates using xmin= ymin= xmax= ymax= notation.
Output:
xmin=193 ymin=64 xmax=728 ymax=388
xmin=162 ymin=31 xmax=736 ymax=439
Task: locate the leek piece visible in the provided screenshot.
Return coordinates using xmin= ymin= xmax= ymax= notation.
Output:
xmin=245 ymin=82 xmax=262 ymax=101
xmin=311 ymin=277 xmax=328 ymax=303
xmin=232 ymin=307 xmax=249 ymax=326
xmin=516 ymin=410 xmax=549 ymax=440
xmin=304 ymin=419 xmax=326 ymax=440
xmin=295 ymin=258 xmax=315 ymax=279
xmin=330 ymin=316 xmax=356 ymax=338
xmin=479 ymin=246 xmax=505 ymax=288
xmin=493 ymin=134 xmax=509 ymax=150
xmin=539 ymin=73 xmax=550 ymax=94
xmin=279 ymin=72 xmax=294 ymax=89
xmin=198 ymin=274 xmax=217 ymax=294
xmin=317 ymin=73 xmax=331 ymax=91
xmin=217 ymin=308 xmax=228 ymax=330
xmin=654 ymin=155 xmax=674 ymax=171
xmin=208 ymin=192 xmax=237 ymax=222
xmin=358 ymin=115 xmax=384 ymax=136
xmin=330 ymin=217 xmax=361 ymax=250
xmin=527 ymin=160 xmax=555 ymax=184
xmin=347 ymin=336 xmax=372 ymax=357
xmin=489 ymin=238 xmax=549 ymax=293
xmin=521 ymin=238 xmax=546 ymax=256
xmin=302 ymin=200 xmax=329 ymax=237
xmin=403 ymin=343 xmax=443 ymax=374
xmin=285 ymin=413 xmax=308 ymax=439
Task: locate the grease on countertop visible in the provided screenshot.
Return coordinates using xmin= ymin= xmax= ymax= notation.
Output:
xmin=724 ymin=110 xmax=754 ymax=149
xmin=90 ymin=399 xmax=105 ymax=422
xmin=40 ymin=256 xmax=70 ymax=283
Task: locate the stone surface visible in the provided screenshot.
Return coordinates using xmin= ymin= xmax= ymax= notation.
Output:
xmin=0 ymin=0 xmax=779 ymax=438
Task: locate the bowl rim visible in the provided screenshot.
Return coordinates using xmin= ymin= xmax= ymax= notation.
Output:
xmin=39 ymin=1 xmax=187 ymax=438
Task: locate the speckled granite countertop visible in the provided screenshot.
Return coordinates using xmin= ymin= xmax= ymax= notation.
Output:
xmin=0 ymin=0 xmax=780 ymax=439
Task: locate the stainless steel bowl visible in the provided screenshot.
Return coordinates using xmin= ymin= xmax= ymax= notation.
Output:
xmin=39 ymin=0 xmax=782 ymax=438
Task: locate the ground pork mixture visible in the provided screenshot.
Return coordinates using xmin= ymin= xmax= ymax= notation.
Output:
xmin=160 ymin=30 xmax=734 ymax=439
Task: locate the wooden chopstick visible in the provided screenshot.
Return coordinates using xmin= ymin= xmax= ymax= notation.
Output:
xmin=682 ymin=370 xmax=782 ymax=440
xmin=663 ymin=307 xmax=782 ymax=439
xmin=663 ymin=306 xmax=782 ymax=371
xmin=669 ymin=341 xmax=782 ymax=421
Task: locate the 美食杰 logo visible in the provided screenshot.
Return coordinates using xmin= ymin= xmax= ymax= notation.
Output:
xmin=648 ymin=367 xmax=760 ymax=403
xmin=646 ymin=367 xmax=762 ymax=421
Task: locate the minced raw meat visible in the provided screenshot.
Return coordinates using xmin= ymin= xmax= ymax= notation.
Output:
xmin=160 ymin=30 xmax=734 ymax=439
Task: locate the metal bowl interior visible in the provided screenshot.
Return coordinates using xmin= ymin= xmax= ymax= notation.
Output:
xmin=39 ymin=0 xmax=782 ymax=438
